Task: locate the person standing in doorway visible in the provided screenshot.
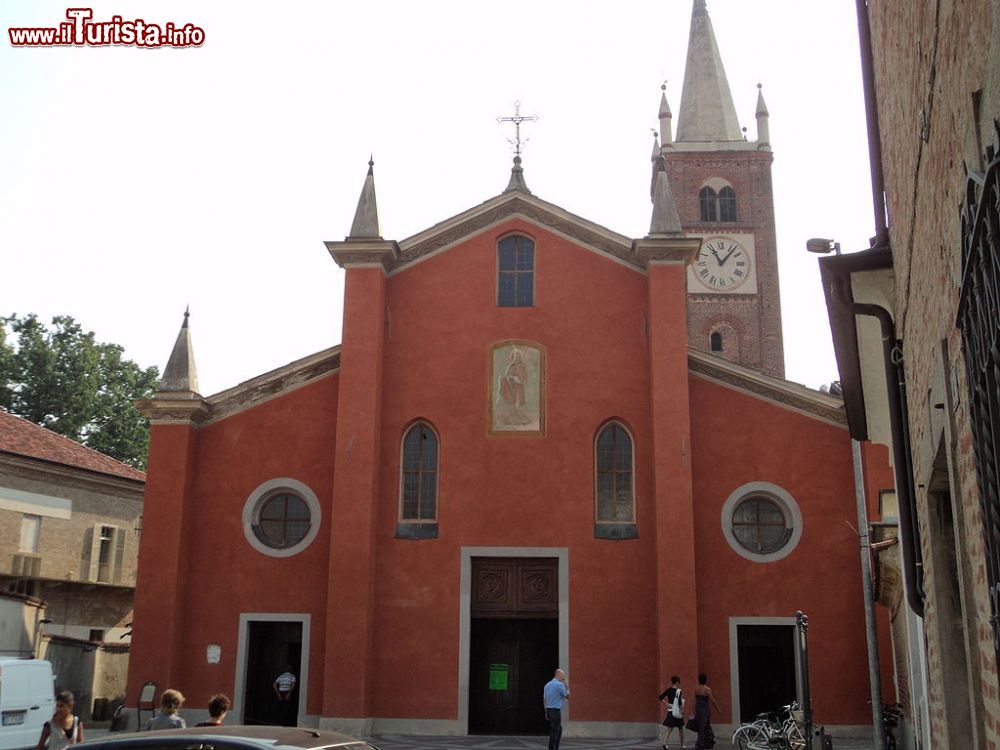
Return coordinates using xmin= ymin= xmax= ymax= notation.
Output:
xmin=273 ymin=666 xmax=297 ymax=726
xmin=542 ymin=668 xmax=570 ymax=750
xmin=657 ymin=675 xmax=685 ymax=750
xmin=273 ymin=666 xmax=297 ymax=701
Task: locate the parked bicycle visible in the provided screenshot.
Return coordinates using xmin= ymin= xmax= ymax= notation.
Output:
xmin=882 ymin=703 xmax=902 ymax=750
xmin=732 ymin=702 xmax=805 ymax=750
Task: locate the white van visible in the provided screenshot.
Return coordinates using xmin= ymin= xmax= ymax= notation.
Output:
xmin=0 ymin=659 xmax=54 ymax=750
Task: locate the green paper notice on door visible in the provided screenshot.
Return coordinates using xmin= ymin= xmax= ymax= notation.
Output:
xmin=489 ymin=663 xmax=509 ymax=690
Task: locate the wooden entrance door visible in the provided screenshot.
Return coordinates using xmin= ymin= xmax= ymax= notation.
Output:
xmin=468 ymin=558 xmax=558 ymax=735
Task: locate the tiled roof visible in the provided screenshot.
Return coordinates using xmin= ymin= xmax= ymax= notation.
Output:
xmin=0 ymin=409 xmax=146 ymax=482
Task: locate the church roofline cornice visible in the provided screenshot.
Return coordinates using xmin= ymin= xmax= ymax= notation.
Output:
xmin=666 ymin=144 xmax=774 ymax=158
xmin=139 ymin=346 xmax=342 ymax=429
xmin=687 ymin=348 xmax=847 ymax=427
xmin=393 ymin=191 xmax=638 ymax=272
xmin=203 ymin=345 xmax=341 ymax=425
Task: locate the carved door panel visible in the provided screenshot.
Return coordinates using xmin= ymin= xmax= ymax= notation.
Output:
xmin=472 ymin=558 xmax=558 ymax=618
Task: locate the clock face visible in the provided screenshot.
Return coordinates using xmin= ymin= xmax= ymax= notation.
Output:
xmin=694 ymin=237 xmax=753 ymax=292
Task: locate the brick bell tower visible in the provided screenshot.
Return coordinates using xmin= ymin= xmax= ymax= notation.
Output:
xmin=655 ymin=0 xmax=784 ymax=377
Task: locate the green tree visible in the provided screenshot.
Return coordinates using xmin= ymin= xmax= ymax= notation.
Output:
xmin=0 ymin=314 xmax=159 ymax=469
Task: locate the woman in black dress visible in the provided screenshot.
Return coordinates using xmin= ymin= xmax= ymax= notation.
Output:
xmin=657 ymin=675 xmax=685 ymax=750
xmin=692 ymin=673 xmax=721 ymax=749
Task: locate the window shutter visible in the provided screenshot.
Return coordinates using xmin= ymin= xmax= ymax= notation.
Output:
xmin=112 ymin=527 xmax=126 ymax=584
xmin=88 ymin=523 xmax=102 ymax=582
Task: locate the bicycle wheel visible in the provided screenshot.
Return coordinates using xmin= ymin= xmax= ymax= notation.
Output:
xmin=783 ymin=719 xmax=806 ymax=749
xmin=733 ymin=724 xmax=770 ymax=750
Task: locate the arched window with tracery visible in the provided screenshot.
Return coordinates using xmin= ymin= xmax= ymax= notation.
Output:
xmin=699 ymin=187 xmax=718 ymax=222
xmin=719 ymin=186 xmax=738 ymax=222
xmin=700 ymin=184 xmax=738 ymax=223
xmin=397 ymin=421 xmax=439 ymax=539
xmin=595 ymin=421 xmax=637 ymax=540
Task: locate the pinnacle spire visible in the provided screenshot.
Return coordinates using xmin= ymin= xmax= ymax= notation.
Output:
xmin=755 ymin=83 xmax=771 ymax=150
xmin=348 ymin=157 xmax=382 ymax=239
xmin=504 ymin=155 xmax=531 ymax=194
xmin=658 ymin=83 xmax=674 ymax=147
xmin=755 ymin=83 xmax=769 ymax=117
xmin=648 ymin=156 xmax=683 ymax=235
xmin=158 ymin=308 xmax=200 ymax=396
xmin=676 ymin=0 xmax=742 ymax=142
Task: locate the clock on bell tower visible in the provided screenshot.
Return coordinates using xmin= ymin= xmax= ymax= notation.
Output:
xmin=654 ymin=0 xmax=784 ymax=378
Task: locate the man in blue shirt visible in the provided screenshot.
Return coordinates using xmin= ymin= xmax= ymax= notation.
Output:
xmin=542 ymin=668 xmax=570 ymax=750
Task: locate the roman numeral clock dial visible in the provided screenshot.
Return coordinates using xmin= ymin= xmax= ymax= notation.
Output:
xmin=693 ymin=237 xmax=753 ymax=293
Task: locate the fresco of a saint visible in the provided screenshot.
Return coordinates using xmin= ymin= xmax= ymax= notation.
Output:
xmin=490 ymin=342 xmax=544 ymax=433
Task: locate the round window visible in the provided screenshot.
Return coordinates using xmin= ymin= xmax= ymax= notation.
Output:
xmin=254 ymin=492 xmax=311 ymax=549
xmin=242 ymin=478 xmax=321 ymax=558
xmin=731 ymin=496 xmax=791 ymax=554
xmin=721 ymin=482 xmax=802 ymax=563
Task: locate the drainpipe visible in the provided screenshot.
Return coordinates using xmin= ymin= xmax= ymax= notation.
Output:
xmin=855 ymin=0 xmax=889 ymax=239
xmin=848 ymin=300 xmax=925 ymax=616
xmin=852 ymin=439 xmax=886 ymax=749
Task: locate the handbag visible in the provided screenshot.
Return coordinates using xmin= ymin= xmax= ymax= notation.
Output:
xmin=685 ymin=715 xmax=699 ymax=732
xmin=671 ymin=690 xmax=683 ymax=719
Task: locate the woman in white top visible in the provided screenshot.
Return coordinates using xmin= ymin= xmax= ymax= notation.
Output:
xmin=36 ymin=691 xmax=83 ymax=750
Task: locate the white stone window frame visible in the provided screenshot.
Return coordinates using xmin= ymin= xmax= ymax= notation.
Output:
xmin=242 ymin=478 xmax=321 ymax=558
xmin=721 ymin=481 xmax=802 ymax=563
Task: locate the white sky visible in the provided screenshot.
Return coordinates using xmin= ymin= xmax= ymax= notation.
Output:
xmin=0 ymin=1 xmax=874 ymax=396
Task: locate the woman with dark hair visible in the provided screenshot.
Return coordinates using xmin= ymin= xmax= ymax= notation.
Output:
xmin=36 ymin=691 xmax=83 ymax=750
xmin=692 ymin=673 xmax=721 ymax=749
xmin=657 ymin=675 xmax=685 ymax=750
xmin=195 ymin=694 xmax=231 ymax=727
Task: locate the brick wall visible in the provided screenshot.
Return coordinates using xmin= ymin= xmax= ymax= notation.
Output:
xmin=868 ymin=0 xmax=1000 ymax=745
xmin=665 ymin=149 xmax=785 ymax=377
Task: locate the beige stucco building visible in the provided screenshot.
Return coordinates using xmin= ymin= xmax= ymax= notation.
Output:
xmin=0 ymin=408 xmax=144 ymax=715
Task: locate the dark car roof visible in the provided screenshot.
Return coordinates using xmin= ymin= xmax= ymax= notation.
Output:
xmin=76 ymin=726 xmax=377 ymax=750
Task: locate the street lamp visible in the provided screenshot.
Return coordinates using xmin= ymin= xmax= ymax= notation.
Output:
xmin=806 ymin=237 xmax=842 ymax=255
xmin=34 ymin=617 xmax=53 ymax=659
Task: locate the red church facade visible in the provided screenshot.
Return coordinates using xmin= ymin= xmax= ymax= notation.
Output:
xmin=128 ymin=199 xmax=891 ymax=735
xmin=127 ymin=1 xmax=894 ymax=737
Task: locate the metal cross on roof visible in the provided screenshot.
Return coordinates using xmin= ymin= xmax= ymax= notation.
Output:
xmin=497 ymin=101 xmax=539 ymax=156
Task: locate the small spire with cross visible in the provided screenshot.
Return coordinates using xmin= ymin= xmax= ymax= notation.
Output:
xmin=497 ymin=100 xmax=539 ymax=157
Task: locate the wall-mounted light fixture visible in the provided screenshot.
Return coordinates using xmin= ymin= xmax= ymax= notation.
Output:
xmin=806 ymin=237 xmax=842 ymax=255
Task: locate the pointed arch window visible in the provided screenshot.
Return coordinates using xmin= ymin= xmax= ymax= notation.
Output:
xmin=497 ymin=235 xmax=535 ymax=307
xmin=396 ymin=421 xmax=439 ymax=539
xmin=710 ymin=331 xmax=724 ymax=352
xmin=595 ymin=421 xmax=637 ymax=540
xmin=699 ymin=187 xmax=718 ymax=222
